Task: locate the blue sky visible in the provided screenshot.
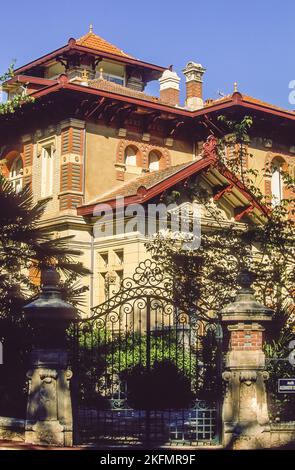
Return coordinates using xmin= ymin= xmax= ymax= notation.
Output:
xmin=0 ymin=0 xmax=294 ymax=109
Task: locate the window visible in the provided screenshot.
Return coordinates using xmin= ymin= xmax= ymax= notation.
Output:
xmin=9 ymin=156 xmax=23 ymax=193
xmin=103 ymin=73 xmax=124 ymax=86
xmin=271 ymin=159 xmax=283 ymax=206
xmin=41 ymin=146 xmax=54 ymax=198
xmin=114 ymin=249 xmax=124 ymax=266
xmin=99 ymin=252 xmax=109 ymax=268
xmin=148 ymin=151 xmax=160 ymax=171
xmin=125 ymin=146 xmax=137 ymax=166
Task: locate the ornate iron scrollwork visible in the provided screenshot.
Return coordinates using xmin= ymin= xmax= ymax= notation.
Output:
xmin=85 ymin=259 xmax=213 ymax=323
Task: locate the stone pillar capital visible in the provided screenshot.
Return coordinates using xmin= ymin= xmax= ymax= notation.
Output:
xmin=182 ymin=61 xmax=206 ymax=83
xmin=24 ymin=267 xmax=78 ymax=349
xmin=221 ymin=270 xmax=273 ymax=324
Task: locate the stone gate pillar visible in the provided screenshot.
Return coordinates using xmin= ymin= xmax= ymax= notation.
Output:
xmin=221 ymin=271 xmax=273 ymax=449
xmin=23 ymin=268 xmax=78 ymax=446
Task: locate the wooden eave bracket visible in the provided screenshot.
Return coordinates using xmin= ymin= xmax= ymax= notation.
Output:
xmin=213 ymin=183 xmax=233 ymax=201
xmin=234 ymin=205 xmax=254 ymax=221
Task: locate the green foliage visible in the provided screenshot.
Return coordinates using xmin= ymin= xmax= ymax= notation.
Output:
xmin=0 ymin=63 xmax=35 ymax=115
xmin=0 ymin=63 xmax=15 ymax=82
xmin=0 ymin=175 xmax=89 ymax=417
xmin=264 ymin=307 xmax=295 ymax=421
xmin=0 ymin=174 xmax=89 ymax=317
xmin=74 ymin=323 xmax=220 ymax=409
xmin=146 ymin=115 xmax=295 ymax=419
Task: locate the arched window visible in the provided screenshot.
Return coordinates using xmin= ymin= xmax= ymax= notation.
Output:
xmin=271 ymin=158 xmax=284 ymax=206
xmin=148 ymin=151 xmax=160 ymax=171
xmin=9 ymin=156 xmax=23 ymax=193
xmin=124 ymin=146 xmax=137 ymax=166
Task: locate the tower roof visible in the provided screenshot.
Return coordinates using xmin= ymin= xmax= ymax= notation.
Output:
xmin=76 ymin=27 xmax=132 ymax=58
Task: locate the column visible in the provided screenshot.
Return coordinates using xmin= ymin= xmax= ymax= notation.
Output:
xmin=23 ymin=268 xmax=78 ymax=446
xmin=221 ymin=271 xmax=273 ymax=449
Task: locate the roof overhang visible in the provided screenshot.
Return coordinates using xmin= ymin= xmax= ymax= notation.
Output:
xmin=28 ymin=79 xmax=295 ymax=122
xmin=3 ymin=74 xmax=57 ymax=91
xmin=14 ymin=39 xmax=166 ymax=81
xmin=1 ymin=77 xmax=294 ymax=144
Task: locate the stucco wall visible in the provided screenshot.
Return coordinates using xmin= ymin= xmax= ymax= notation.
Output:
xmin=84 ymin=122 xmax=193 ymax=204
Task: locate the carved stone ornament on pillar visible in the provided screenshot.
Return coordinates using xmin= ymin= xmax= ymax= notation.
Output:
xmin=220 ymin=271 xmax=273 ymax=449
xmin=25 ymin=350 xmax=73 ymax=446
xmin=23 ymin=268 xmax=78 ymax=446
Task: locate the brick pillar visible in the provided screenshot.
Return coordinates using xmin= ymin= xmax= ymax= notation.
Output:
xmin=182 ymin=61 xmax=206 ymax=110
xmin=221 ymin=271 xmax=273 ymax=449
xmin=23 ymin=268 xmax=78 ymax=446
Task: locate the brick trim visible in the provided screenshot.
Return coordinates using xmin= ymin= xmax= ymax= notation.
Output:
xmin=230 ymin=329 xmax=263 ymax=351
xmin=60 ymin=126 xmax=84 ymax=209
xmin=61 ymin=127 xmax=84 ymax=156
xmin=116 ymin=138 xmax=171 ymax=180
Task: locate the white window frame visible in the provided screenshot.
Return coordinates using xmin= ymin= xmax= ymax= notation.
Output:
xmin=9 ymin=156 xmax=23 ymax=193
xmin=148 ymin=151 xmax=160 ymax=172
xmin=40 ymin=145 xmax=54 ymax=198
xmin=102 ymin=72 xmax=124 ymax=86
xmin=125 ymin=146 xmax=137 ymax=167
xmin=271 ymin=161 xmax=283 ymax=206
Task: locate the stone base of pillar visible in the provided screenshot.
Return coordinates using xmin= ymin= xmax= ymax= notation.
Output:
xmin=25 ymin=420 xmax=67 ymax=446
xmin=223 ymin=422 xmax=271 ymax=449
xmin=25 ymin=349 xmax=74 ymax=447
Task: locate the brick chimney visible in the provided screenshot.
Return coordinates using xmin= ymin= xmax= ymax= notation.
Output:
xmin=183 ymin=61 xmax=206 ymax=110
xmin=159 ymin=69 xmax=180 ymax=106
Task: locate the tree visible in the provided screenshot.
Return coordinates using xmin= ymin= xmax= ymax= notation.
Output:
xmin=0 ymin=175 xmax=89 ymax=416
xmin=146 ymin=116 xmax=295 ymax=419
xmin=0 ymin=174 xmax=89 ymax=317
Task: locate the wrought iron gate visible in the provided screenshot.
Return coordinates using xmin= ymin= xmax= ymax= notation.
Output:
xmin=70 ymin=259 xmax=223 ymax=447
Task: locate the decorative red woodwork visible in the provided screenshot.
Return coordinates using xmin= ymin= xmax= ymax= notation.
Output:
xmin=234 ymin=205 xmax=254 ymax=221
xmin=213 ymin=184 xmax=233 ymax=201
xmin=203 ymin=135 xmax=218 ymax=160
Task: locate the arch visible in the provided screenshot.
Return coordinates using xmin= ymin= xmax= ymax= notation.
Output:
xmin=116 ymin=139 xmax=171 ymax=180
xmin=124 ymin=145 xmax=138 ymax=167
xmin=148 ymin=149 xmax=165 ymax=171
xmin=1 ymin=149 xmax=23 ymax=178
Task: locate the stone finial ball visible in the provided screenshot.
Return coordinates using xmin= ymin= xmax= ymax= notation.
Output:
xmin=41 ymin=267 xmax=60 ymax=287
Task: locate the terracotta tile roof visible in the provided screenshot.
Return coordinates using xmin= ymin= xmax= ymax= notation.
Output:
xmin=204 ymin=95 xmax=232 ymax=107
xmin=205 ymin=93 xmax=295 ymax=114
xmin=89 ymin=161 xmax=194 ymax=205
xmin=88 ymin=78 xmax=174 ymax=106
xmin=76 ymin=32 xmax=132 ymax=58
xmin=243 ymin=95 xmax=295 ymax=113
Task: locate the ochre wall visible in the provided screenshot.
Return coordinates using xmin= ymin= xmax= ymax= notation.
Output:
xmin=84 ymin=122 xmax=193 ymax=204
